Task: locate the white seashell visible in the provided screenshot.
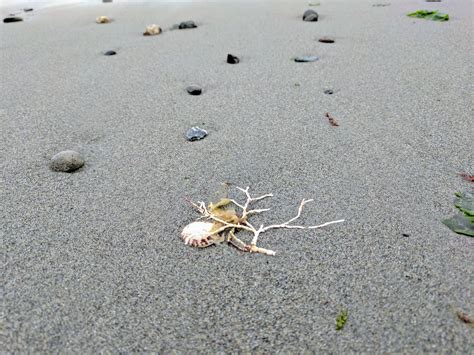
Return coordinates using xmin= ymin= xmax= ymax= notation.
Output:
xmin=181 ymin=221 xmax=215 ymax=248
xmin=96 ymin=16 xmax=111 ymax=24
xmin=143 ymin=24 xmax=161 ymax=36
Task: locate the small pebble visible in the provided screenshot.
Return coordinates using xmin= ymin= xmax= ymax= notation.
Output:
xmin=294 ymin=55 xmax=319 ymax=62
xmin=178 ymin=21 xmax=197 ymax=29
xmin=23 ymin=8 xmax=34 ymax=12
xmin=303 ymin=9 xmax=319 ymax=22
xmin=186 ymin=85 xmax=202 ymax=96
xmin=186 ymin=127 xmax=207 ymax=141
xmin=324 ymin=89 xmax=334 ymax=95
xmin=50 ymin=150 xmax=85 ymax=172
xmin=319 ymin=37 xmax=335 ymax=43
xmin=227 ymin=54 xmax=240 ymax=64
xmin=104 ymin=50 xmax=116 ymax=56
xmin=96 ymin=16 xmax=111 ymax=24
xmin=3 ymin=17 xmax=23 ymax=23
xmin=103 ymin=0 xmax=113 ymax=2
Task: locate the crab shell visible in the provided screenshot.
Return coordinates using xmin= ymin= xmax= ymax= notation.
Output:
xmin=181 ymin=221 xmax=216 ymax=248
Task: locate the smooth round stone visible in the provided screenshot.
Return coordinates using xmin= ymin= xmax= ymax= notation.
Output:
xmin=186 ymin=85 xmax=202 ymax=95
xmin=186 ymin=127 xmax=207 ymax=141
xmin=178 ymin=21 xmax=197 ymax=29
xmin=303 ymin=9 xmax=319 ymax=22
xmin=294 ymin=55 xmax=319 ymax=62
xmin=324 ymin=89 xmax=334 ymax=95
xmin=50 ymin=150 xmax=85 ymax=172
xmin=104 ymin=50 xmax=116 ymax=56
xmin=227 ymin=54 xmax=240 ymax=64
xmin=319 ymin=37 xmax=335 ymax=43
xmin=3 ymin=17 xmax=23 ymax=23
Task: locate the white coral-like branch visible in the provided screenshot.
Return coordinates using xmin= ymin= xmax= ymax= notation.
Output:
xmin=187 ymin=186 xmax=344 ymax=256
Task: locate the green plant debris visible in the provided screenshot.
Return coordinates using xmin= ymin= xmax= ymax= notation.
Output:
xmin=336 ymin=310 xmax=348 ymax=330
xmin=308 ymin=1 xmax=321 ymax=6
xmin=407 ymin=10 xmax=449 ymax=21
xmin=442 ymin=191 xmax=474 ymax=237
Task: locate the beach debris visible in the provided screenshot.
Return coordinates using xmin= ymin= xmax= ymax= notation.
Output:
xmin=442 ymin=191 xmax=474 ymax=237
xmin=459 ymin=173 xmax=474 ymax=182
xmin=103 ymin=0 xmax=113 ymax=2
xmin=426 ymin=0 xmax=441 ymax=2
xmin=178 ymin=20 xmax=197 ymax=29
xmin=324 ymin=89 xmax=334 ymax=95
xmin=325 ymin=112 xmax=340 ymax=126
xmin=50 ymin=150 xmax=85 ymax=173
xmin=372 ymin=3 xmax=390 ymax=6
xmin=183 ymin=186 xmax=344 ymax=256
xmin=402 ymin=233 xmax=410 ymax=237
xmin=227 ymin=54 xmax=240 ymax=64
xmin=303 ymin=9 xmax=319 ymax=22
xmin=407 ymin=10 xmax=449 ymax=21
xmin=319 ymin=37 xmax=335 ymax=43
xmin=336 ymin=310 xmax=348 ymax=330
xmin=186 ymin=85 xmax=202 ymax=96
xmin=181 ymin=221 xmax=217 ymax=247
xmin=294 ymin=55 xmax=319 ymax=62
xmin=24 ymin=8 xmax=34 ymax=12
xmin=104 ymin=50 xmax=116 ymax=56
xmin=186 ymin=127 xmax=208 ymax=141
xmin=96 ymin=16 xmax=111 ymax=24
xmin=3 ymin=17 xmax=23 ymax=23
xmin=308 ymin=2 xmax=321 ymax=6
xmin=456 ymin=310 xmax=474 ymax=327
xmin=143 ymin=24 xmax=161 ymax=36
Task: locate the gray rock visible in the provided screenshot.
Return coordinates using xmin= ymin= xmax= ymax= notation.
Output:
xmin=104 ymin=50 xmax=116 ymax=56
xmin=50 ymin=150 xmax=85 ymax=172
xmin=294 ymin=55 xmax=319 ymax=62
xmin=186 ymin=85 xmax=202 ymax=95
xmin=186 ymin=127 xmax=207 ymax=141
xmin=303 ymin=9 xmax=318 ymax=22
xmin=178 ymin=21 xmax=197 ymax=29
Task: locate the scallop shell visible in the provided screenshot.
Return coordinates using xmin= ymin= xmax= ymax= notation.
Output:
xmin=181 ymin=221 xmax=216 ymax=248
xmin=96 ymin=16 xmax=111 ymax=24
xmin=143 ymin=24 xmax=161 ymax=36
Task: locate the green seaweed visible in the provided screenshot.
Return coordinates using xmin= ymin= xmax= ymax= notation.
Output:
xmin=442 ymin=191 xmax=474 ymax=237
xmin=336 ymin=310 xmax=348 ymax=330
xmin=407 ymin=10 xmax=449 ymax=21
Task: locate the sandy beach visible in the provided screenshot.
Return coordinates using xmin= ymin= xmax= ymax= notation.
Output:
xmin=1 ymin=0 xmax=473 ymax=352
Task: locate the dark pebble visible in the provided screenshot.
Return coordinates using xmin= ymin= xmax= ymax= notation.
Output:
xmin=104 ymin=50 xmax=116 ymax=56
xmin=186 ymin=85 xmax=202 ymax=96
xmin=179 ymin=21 xmax=197 ymax=29
xmin=402 ymin=233 xmax=410 ymax=237
xmin=186 ymin=127 xmax=207 ymax=141
xmin=324 ymin=89 xmax=334 ymax=95
xmin=3 ymin=17 xmax=23 ymax=23
xmin=319 ymin=37 xmax=335 ymax=43
xmin=294 ymin=55 xmax=319 ymax=62
xmin=227 ymin=54 xmax=239 ymax=64
xmin=24 ymin=8 xmax=34 ymax=12
xmin=303 ymin=9 xmax=319 ymax=22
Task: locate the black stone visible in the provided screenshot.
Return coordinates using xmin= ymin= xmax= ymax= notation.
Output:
xmin=3 ymin=17 xmax=23 ymax=23
xmin=178 ymin=21 xmax=197 ymax=29
xmin=294 ymin=55 xmax=319 ymax=62
xmin=186 ymin=85 xmax=202 ymax=96
xmin=227 ymin=54 xmax=239 ymax=64
xmin=319 ymin=37 xmax=335 ymax=43
xmin=186 ymin=127 xmax=207 ymax=141
xmin=324 ymin=89 xmax=334 ymax=95
xmin=303 ymin=9 xmax=318 ymax=22
xmin=104 ymin=50 xmax=116 ymax=56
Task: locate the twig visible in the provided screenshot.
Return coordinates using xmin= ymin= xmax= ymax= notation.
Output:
xmin=325 ymin=112 xmax=340 ymax=127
